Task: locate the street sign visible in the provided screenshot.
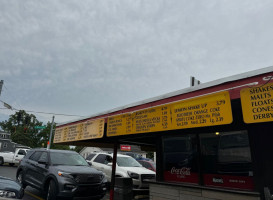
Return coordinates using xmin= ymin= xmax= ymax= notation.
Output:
xmin=35 ymin=126 xmax=46 ymax=129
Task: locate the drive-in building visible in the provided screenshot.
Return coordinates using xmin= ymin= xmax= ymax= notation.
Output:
xmin=54 ymin=66 xmax=273 ymax=200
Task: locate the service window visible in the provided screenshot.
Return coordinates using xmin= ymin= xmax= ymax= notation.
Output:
xmin=200 ymin=130 xmax=254 ymax=190
xmin=163 ymin=135 xmax=199 ymax=184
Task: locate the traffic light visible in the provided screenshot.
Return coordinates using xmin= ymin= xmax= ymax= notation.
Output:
xmin=23 ymin=127 xmax=28 ymax=134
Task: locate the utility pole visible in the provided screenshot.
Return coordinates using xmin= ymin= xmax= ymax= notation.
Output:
xmin=47 ymin=115 xmax=55 ymax=149
xmin=0 ymin=80 xmax=3 ymax=96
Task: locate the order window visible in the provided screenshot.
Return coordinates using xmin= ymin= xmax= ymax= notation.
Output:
xmin=200 ymin=130 xmax=254 ymax=190
xmin=163 ymin=135 xmax=199 ymax=184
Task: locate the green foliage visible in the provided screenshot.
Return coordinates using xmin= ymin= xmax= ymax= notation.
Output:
xmin=0 ymin=110 xmax=71 ymax=150
xmin=0 ymin=110 xmax=43 ymax=148
xmin=73 ymin=146 xmax=85 ymax=153
xmin=146 ymin=152 xmax=154 ymax=160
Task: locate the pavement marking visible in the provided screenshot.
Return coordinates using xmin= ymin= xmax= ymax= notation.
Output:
xmin=25 ymin=191 xmax=45 ymax=200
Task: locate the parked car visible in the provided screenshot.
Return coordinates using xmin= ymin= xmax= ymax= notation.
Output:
xmin=0 ymin=148 xmax=29 ymax=166
xmin=86 ymin=152 xmax=156 ymax=189
xmin=138 ymin=160 xmax=156 ymax=172
xmin=124 ymin=152 xmax=151 ymax=161
xmin=16 ymin=148 xmax=107 ymax=200
xmin=0 ymin=176 xmax=24 ymax=199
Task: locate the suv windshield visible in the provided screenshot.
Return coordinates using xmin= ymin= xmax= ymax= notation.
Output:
xmin=117 ymin=156 xmax=142 ymax=167
xmin=50 ymin=152 xmax=88 ymax=166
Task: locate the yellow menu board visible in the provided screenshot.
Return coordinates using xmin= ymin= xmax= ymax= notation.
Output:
xmin=107 ymin=91 xmax=233 ymax=136
xmin=107 ymin=113 xmax=132 ymax=136
xmin=54 ymin=119 xmax=104 ymax=143
xmin=132 ymin=105 xmax=172 ymax=134
xmin=241 ymin=83 xmax=273 ymax=123
xmin=53 ymin=128 xmax=64 ymax=143
xmin=171 ymin=91 xmax=233 ymax=129
xmin=81 ymin=119 xmax=105 ymax=139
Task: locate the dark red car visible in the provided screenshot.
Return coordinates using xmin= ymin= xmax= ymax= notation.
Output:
xmin=138 ymin=160 xmax=156 ymax=172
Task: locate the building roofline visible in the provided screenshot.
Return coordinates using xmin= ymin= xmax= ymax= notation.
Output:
xmin=57 ymin=66 xmax=273 ymax=126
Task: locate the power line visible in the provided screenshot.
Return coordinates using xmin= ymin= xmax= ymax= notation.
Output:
xmin=0 ymin=105 xmax=85 ymax=117
xmin=13 ymin=108 xmax=85 ymax=117
xmin=3 ymin=84 xmax=23 ymax=110
xmin=0 ymin=83 xmax=85 ymax=118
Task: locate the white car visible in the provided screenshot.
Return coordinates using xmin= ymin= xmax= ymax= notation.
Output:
xmin=86 ymin=152 xmax=156 ymax=189
xmin=0 ymin=148 xmax=29 ymax=166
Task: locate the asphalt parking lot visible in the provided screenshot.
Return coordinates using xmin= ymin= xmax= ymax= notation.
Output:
xmin=0 ymin=165 xmax=149 ymax=200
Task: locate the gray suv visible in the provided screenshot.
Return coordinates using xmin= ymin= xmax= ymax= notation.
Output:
xmin=16 ymin=148 xmax=107 ymax=200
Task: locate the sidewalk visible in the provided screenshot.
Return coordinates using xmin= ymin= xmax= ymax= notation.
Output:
xmin=101 ymin=191 xmax=149 ymax=200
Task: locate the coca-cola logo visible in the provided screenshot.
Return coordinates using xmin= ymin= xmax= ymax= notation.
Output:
xmin=171 ymin=167 xmax=191 ymax=176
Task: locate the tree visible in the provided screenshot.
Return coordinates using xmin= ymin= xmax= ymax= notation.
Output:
xmin=37 ymin=121 xmax=70 ymax=150
xmin=0 ymin=110 xmax=43 ymax=148
xmin=0 ymin=110 xmax=72 ymax=150
xmin=73 ymin=146 xmax=84 ymax=153
xmin=146 ymin=152 xmax=155 ymax=160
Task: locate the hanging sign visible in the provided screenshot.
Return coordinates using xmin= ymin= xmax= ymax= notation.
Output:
xmin=54 ymin=119 xmax=104 ymax=143
xmin=171 ymin=91 xmax=233 ymax=129
xmin=120 ymin=145 xmax=131 ymax=151
xmin=132 ymin=105 xmax=172 ymax=134
xmin=241 ymin=82 xmax=273 ymax=123
xmin=107 ymin=91 xmax=233 ymax=136
xmin=107 ymin=113 xmax=132 ymax=136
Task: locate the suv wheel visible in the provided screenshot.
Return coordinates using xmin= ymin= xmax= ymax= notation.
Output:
xmin=47 ymin=180 xmax=58 ymax=200
xmin=17 ymin=171 xmax=26 ymax=189
xmin=0 ymin=157 xmax=4 ymax=166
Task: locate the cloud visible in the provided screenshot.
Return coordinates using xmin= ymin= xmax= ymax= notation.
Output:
xmin=0 ymin=0 xmax=273 ymax=124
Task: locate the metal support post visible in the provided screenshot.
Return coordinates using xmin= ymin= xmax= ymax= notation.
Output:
xmin=47 ymin=115 xmax=55 ymax=149
xmin=110 ymin=142 xmax=118 ymax=200
xmin=0 ymin=80 xmax=3 ymax=96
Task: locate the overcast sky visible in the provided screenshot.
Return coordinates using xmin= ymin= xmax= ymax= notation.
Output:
xmin=0 ymin=0 xmax=273 ymax=125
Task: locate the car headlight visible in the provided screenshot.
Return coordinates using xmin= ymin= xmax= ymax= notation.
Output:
xmin=0 ymin=190 xmax=16 ymax=198
xmin=127 ymin=171 xmax=139 ymax=179
xmin=57 ymin=171 xmax=74 ymax=179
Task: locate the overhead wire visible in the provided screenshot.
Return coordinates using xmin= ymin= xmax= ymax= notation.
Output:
xmin=12 ymin=108 xmax=85 ymax=117
xmin=0 ymin=100 xmax=85 ymax=117
xmin=0 ymin=85 xmax=85 ymax=117
xmin=2 ymin=84 xmax=23 ymax=110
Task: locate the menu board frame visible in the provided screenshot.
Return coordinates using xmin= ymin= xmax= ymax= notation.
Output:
xmin=107 ymin=91 xmax=233 ymax=137
xmin=54 ymin=118 xmax=105 ymax=143
xmin=241 ymin=82 xmax=273 ymax=123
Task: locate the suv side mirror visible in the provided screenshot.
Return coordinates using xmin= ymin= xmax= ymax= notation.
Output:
xmin=88 ymin=162 xmax=92 ymax=166
xmin=38 ymin=158 xmax=48 ymax=165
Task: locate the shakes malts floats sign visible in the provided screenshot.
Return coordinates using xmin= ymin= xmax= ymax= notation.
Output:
xmin=241 ymin=82 xmax=273 ymax=123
